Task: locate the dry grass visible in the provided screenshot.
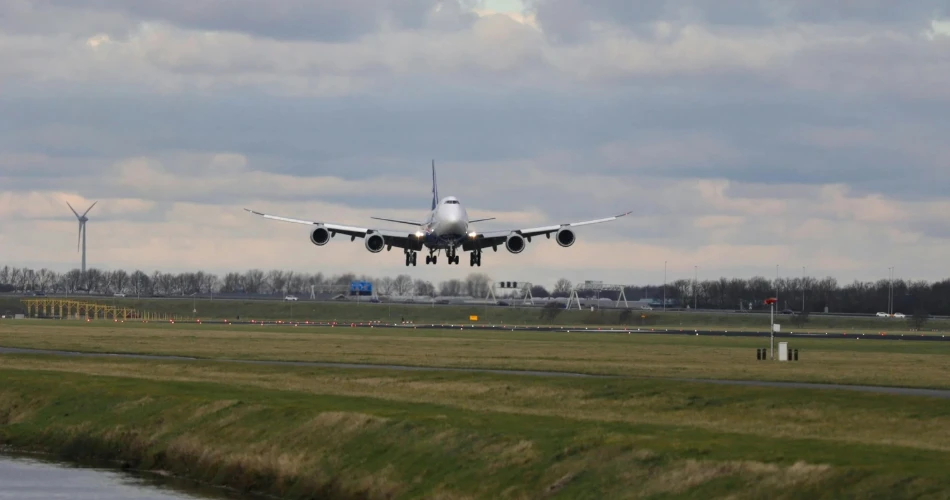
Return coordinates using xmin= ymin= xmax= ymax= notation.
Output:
xmin=4 ymin=355 xmax=950 ymax=454
xmin=3 ymin=323 xmax=950 ymax=389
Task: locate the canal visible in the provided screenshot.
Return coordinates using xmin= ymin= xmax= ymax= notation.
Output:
xmin=0 ymin=452 xmax=263 ymax=499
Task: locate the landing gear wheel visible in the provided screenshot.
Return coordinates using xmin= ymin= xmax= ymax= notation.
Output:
xmin=426 ymin=255 xmax=431 ymax=265
xmin=411 ymin=253 xmax=417 ymax=266
xmin=470 ymin=251 xmax=482 ymax=267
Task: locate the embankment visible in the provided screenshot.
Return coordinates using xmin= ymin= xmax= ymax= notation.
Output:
xmin=4 ymin=362 xmax=950 ymax=498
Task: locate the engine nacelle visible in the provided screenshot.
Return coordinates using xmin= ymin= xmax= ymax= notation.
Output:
xmin=555 ymin=228 xmax=576 ymax=248
xmin=505 ymin=233 xmax=526 ymax=254
xmin=310 ymin=226 xmax=330 ymax=246
xmin=364 ymin=233 xmax=385 ymax=253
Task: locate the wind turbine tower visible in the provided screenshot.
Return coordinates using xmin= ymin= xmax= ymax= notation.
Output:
xmin=67 ymin=201 xmax=97 ymax=278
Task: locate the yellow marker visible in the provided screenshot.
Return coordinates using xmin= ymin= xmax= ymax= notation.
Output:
xmin=470 ymin=315 xmax=478 ymax=321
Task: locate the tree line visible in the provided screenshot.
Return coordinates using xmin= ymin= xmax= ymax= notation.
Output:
xmin=0 ymin=265 xmax=945 ymax=315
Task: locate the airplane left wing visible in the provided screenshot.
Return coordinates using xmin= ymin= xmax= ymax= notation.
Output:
xmin=244 ymin=208 xmax=423 ymax=251
xmin=462 ymin=211 xmax=632 ymax=252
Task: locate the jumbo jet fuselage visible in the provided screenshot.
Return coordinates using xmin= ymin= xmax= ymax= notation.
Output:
xmin=418 ymin=196 xmax=470 ymax=249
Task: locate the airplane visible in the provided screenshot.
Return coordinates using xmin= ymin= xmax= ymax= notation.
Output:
xmin=244 ymin=161 xmax=631 ymax=267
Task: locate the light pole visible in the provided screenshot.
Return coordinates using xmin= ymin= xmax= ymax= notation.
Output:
xmin=663 ymin=261 xmax=667 ymax=312
xmin=802 ymin=266 xmax=805 ymax=312
xmin=775 ymin=264 xmax=779 ymax=310
xmin=693 ymin=265 xmax=697 ymax=310
xmin=766 ymin=297 xmax=777 ymax=360
xmin=888 ymin=267 xmax=894 ymax=315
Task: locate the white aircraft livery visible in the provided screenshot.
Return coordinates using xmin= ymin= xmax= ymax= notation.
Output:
xmin=245 ymin=161 xmax=631 ymax=267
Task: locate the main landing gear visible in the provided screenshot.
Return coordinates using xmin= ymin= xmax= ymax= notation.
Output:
xmin=424 ymin=249 xmax=462 ymax=265
xmin=469 ymin=249 xmax=482 ymax=267
xmin=404 ymin=250 xmax=417 ymax=266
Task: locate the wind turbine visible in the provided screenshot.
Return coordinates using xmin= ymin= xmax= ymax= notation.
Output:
xmin=67 ymin=201 xmax=97 ymax=280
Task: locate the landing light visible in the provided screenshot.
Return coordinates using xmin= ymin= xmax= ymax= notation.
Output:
xmin=415 ymin=231 xmax=424 ymax=237
xmin=468 ymin=232 xmax=477 ymax=238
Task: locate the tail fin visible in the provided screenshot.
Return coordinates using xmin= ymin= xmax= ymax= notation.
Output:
xmin=430 ymin=159 xmax=439 ymax=210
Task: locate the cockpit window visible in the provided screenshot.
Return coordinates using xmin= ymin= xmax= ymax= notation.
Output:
xmin=444 ymin=200 xmax=459 ymax=204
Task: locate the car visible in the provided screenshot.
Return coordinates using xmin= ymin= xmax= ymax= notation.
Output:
xmin=283 ymin=295 xmax=298 ymax=301
xmin=893 ymin=312 xmax=906 ymax=318
xmin=876 ymin=312 xmax=889 ymax=317
xmin=114 ymin=293 xmax=126 ymax=297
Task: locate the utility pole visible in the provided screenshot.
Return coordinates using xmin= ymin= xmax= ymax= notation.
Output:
xmin=802 ymin=266 xmax=806 ymax=312
xmin=693 ymin=265 xmax=697 ymax=310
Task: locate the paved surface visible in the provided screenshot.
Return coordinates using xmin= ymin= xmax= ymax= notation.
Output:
xmin=143 ymin=320 xmax=950 ymax=342
xmin=5 ymin=346 xmax=950 ymax=399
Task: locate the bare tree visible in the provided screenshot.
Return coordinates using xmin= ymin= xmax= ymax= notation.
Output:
xmin=439 ymin=279 xmax=463 ymax=296
xmin=111 ymin=269 xmax=129 ymax=294
xmin=243 ymin=269 xmax=266 ymax=293
xmin=392 ymin=274 xmax=413 ymax=296
xmin=413 ymin=279 xmax=435 ymax=297
xmin=267 ymin=270 xmax=287 ymax=294
xmin=376 ymin=276 xmax=395 ymax=296
xmin=464 ymin=273 xmax=491 ymax=298
xmin=552 ymin=278 xmax=572 ymax=298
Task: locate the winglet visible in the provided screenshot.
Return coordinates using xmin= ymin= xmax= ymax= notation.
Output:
xmin=431 ymin=159 xmax=439 ymax=210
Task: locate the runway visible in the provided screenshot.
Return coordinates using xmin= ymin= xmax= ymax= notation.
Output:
xmin=4 ymin=346 xmax=950 ymax=399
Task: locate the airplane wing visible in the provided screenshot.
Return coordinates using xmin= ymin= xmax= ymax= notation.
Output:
xmin=370 ymin=216 xmax=423 ymax=226
xmin=244 ymin=208 xmax=423 ymax=251
xmin=468 ymin=217 xmax=496 ymax=223
xmin=461 ymin=211 xmax=632 ymax=252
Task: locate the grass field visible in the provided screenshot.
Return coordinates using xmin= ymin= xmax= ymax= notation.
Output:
xmin=3 ymin=295 xmax=945 ymax=333
xmin=4 ymin=321 xmax=950 ymax=498
xmin=2 ymin=321 xmax=950 ymax=389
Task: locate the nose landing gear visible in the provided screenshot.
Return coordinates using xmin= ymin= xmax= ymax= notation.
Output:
xmin=404 ymin=250 xmax=417 ymax=266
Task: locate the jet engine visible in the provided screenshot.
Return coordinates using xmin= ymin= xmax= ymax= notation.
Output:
xmin=505 ymin=233 xmax=526 ymax=254
xmin=364 ymin=233 xmax=385 ymax=253
xmin=310 ymin=226 xmax=330 ymax=246
xmin=555 ymin=228 xmax=576 ymax=247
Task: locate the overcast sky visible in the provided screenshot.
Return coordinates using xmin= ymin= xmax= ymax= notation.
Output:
xmin=1 ymin=0 xmax=948 ymax=288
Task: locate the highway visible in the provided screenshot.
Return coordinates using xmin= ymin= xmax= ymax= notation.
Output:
xmin=4 ymin=292 xmax=944 ymax=319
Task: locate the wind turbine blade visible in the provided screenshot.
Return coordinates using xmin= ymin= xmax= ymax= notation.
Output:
xmin=66 ymin=202 xmax=80 ymax=218
xmin=82 ymin=201 xmax=98 ymax=217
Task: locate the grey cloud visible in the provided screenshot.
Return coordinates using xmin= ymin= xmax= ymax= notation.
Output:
xmin=531 ymin=0 xmax=949 ymax=41
xmin=2 ymin=74 xmax=946 ymax=208
xmin=34 ymin=0 xmax=469 ymax=41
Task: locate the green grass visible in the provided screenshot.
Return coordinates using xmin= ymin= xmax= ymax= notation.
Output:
xmin=3 ymin=295 xmax=946 ymax=333
xmin=3 ymin=322 xmax=950 ymax=390
xmin=4 ymin=357 xmax=950 ymax=499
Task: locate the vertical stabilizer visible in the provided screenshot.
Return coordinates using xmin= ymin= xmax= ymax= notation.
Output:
xmin=431 ymin=159 xmax=439 ymax=210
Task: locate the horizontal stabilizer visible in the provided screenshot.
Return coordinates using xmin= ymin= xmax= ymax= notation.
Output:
xmin=370 ymin=216 xmax=423 ymax=226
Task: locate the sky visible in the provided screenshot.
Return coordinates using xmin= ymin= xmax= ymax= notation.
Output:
xmin=1 ymin=0 xmax=949 ymax=289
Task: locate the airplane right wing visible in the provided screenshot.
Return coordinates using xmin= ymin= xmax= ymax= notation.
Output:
xmin=461 ymin=211 xmax=632 ymax=253
xmin=244 ymin=209 xmax=424 ymax=251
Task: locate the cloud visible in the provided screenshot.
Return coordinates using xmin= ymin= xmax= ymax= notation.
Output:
xmin=1 ymin=0 xmax=949 ymax=287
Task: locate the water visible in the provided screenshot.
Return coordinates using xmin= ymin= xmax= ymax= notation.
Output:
xmin=0 ymin=452 xmax=261 ymax=500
